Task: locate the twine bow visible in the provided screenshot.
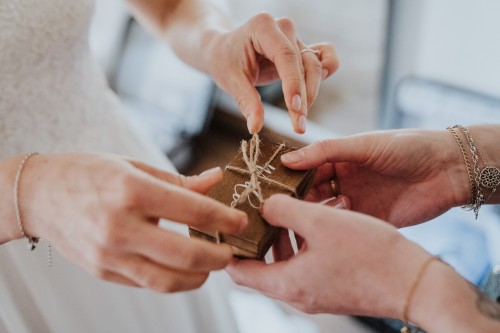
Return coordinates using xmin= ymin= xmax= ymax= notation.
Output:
xmin=227 ymin=134 xmax=296 ymax=209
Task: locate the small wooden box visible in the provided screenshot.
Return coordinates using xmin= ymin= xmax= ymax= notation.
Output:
xmin=189 ymin=137 xmax=315 ymax=260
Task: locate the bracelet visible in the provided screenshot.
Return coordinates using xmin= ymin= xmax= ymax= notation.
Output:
xmin=446 ymin=126 xmax=477 ymax=208
xmin=13 ymin=152 xmax=39 ymax=250
xmin=401 ymin=256 xmax=438 ymax=333
xmin=448 ymin=125 xmax=500 ymax=218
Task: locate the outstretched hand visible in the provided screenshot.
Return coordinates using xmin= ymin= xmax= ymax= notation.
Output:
xmin=226 ymin=194 xmax=430 ymax=318
xmin=204 ymin=14 xmax=339 ymax=134
xmin=280 ymin=129 xmax=471 ymax=227
xmin=21 ymin=153 xmax=247 ymax=292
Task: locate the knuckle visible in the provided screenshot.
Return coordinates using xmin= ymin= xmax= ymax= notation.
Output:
xmin=176 ymin=247 xmax=204 ymax=270
xmin=317 ymin=139 xmax=333 ymax=159
xmin=113 ymin=173 xmax=141 ymax=211
xmin=93 ymin=267 xmax=112 ymax=281
xmin=250 ymin=12 xmax=275 ymax=26
xmin=193 ymin=201 xmax=219 ymax=227
xmin=277 ymin=45 xmax=299 ymax=61
xmin=101 ymin=227 xmax=129 ymax=248
xmin=130 ymin=263 xmax=170 ymax=291
xmin=88 ymin=246 xmax=109 ymax=269
xmin=153 ymin=278 xmax=182 ymax=293
xmin=276 ymin=17 xmax=295 ymax=34
xmin=310 ymin=58 xmax=323 ymax=74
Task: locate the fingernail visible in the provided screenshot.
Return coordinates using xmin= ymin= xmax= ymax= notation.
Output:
xmin=200 ymin=166 xmax=221 ymax=177
xmin=291 ymin=94 xmax=301 ymax=112
xmin=238 ymin=214 xmax=248 ymax=232
xmin=297 ymin=115 xmax=307 ymax=132
xmin=246 ymin=115 xmax=255 ymax=134
xmin=322 ymin=69 xmax=329 ymax=80
xmin=281 ymin=150 xmax=303 ymax=164
xmin=333 ymin=197 xmax=347 ymax=209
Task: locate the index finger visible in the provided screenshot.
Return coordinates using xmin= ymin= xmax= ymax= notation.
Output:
xmin=133 ymin=176 xmax=247 ymax=235
xmin=280 ymin=136 xmax=372 ymax=170
xmin=250 ymin=14 xmax=306 ymax=132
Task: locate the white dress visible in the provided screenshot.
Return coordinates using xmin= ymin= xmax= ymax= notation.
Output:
xmin=0 ymin=1 xmax=238 ymax=332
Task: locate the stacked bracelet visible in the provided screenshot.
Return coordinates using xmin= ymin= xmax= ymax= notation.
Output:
xmin=447 ymin=125 xmax=500 ymax=219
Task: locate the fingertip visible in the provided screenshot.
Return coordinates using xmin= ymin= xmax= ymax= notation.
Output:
xmin=261 ymin=194 xmax=290 ymax=216
xmin=247 ymin=114 xmax=263 ymax=134
xmin=280 ymin=149 xmax=305 ymax=165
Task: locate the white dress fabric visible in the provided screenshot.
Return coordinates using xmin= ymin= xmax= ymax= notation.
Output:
xmin=0 ymin=1 xmax=237 ymax=332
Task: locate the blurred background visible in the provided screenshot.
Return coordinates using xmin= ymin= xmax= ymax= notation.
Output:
xmin=90 ymin=0 xmax=500 ymax=332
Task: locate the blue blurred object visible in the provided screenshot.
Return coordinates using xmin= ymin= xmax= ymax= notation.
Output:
xmin=399 ymin=208 xmax=490 ymax=285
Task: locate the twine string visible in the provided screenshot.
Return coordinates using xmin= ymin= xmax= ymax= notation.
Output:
xmin=227 ymin=134 xmax=296 ymax=209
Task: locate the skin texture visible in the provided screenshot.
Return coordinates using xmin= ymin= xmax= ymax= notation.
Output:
xmin=280 ymin=129 xmax=473 ymax=227
xmin=127 ymin=0 xmax=339 ymax=134
xmin=226 ymin=195 xmax=500 ymax=332
xmin=1 ymin=153 xmax=247 ymax=292
xmin=227 ymin=125 xmax=500 ymax=331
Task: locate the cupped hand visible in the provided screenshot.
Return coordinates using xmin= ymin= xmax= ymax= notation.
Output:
xmin=280 ymin=129 xmax=471 ymax=227
xmin=226 ymin=194 xmax=431 ymax=319
xmin=22 ymin=153 xmax=247 ymax=292
xmin=203 ymin=13 xmax=339 ymax=134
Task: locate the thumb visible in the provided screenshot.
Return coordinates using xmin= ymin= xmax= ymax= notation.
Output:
xmin=261 ymin=194 xmax=319 ymax=237
xmin=280 ymin=135 xmax=372 ymax=170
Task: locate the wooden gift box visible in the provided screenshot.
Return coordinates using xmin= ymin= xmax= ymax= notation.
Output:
xmin=189 ymin=136 xmax=316 ymax=260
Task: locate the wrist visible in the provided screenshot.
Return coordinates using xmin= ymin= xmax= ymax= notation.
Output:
xmin=411 ymin=260 xmax=500 ymax=332
xmin=443 ymin=128 xmax=475 ymax=208
xmin=0 ymin=153 xmax=43 ymax=244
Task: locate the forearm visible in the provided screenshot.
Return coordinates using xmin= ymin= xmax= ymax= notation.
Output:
xmin=126 ymin=0 xmax=231 ymax=73
xmin=410 ymin=260 xmax=500 ymax=332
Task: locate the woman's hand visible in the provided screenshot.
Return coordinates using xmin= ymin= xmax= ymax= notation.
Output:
xmin=128 ymin=1 xmax=339 ymax=134
xmin=203 ymin=14 xmax=339 ymax=134
xmin=226 ymin=195 xmax=500 ymax=332
xmin=280 ymin=129 xmax=472 ymax=227
xmin=226 ymin=194 xmax=430 ymax=319
xmin=20 ymin=153 xmax=247 ymax=292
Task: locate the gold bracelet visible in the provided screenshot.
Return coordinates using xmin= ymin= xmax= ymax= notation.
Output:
xmin=447 ymin=127 xmax=476 ymax=208
xmin=13 ymin=152 xmax=39 ymax=250
xmin=448 ymin=125 xmax=500 ymax=218
xmin=401 ymin=256 xmax=438 ymax=333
